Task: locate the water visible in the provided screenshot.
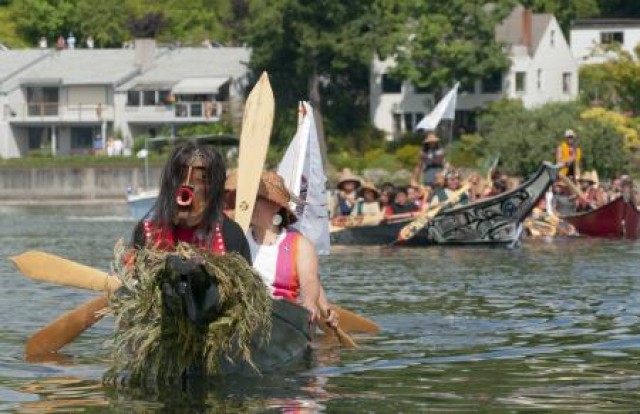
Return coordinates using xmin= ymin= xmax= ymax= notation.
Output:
xmin=1 ymin=204 xmax=639 ymax=412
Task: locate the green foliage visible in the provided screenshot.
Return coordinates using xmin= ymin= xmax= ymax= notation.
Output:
xmin=387 ymin=0 xmax=515 ymax=97
xmin=522 ymin=0 xmax=599 ymax=33
xmin=478 ymin=99 xmax=631 ymax=178
xmin=394 ymin=144 xmax=421 ymax=167
xmin=447 ymin=134 xmax=486 ymax=168
xmin=579 ymin=63 xmax=618 ymax=108
xmin=177 ymin=122 xmax=234 ymax=138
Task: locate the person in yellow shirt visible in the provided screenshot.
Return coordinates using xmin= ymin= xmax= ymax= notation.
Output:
xmin=556 ymin=129 xmax=581 ymax=180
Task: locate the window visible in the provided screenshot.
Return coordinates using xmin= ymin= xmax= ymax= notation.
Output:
xmin=158 ymin=90 xmax=171 ymax=104
xmin=143 ymin=90 xmax=156 ymax=106
xmin=404 ymin=113 xmax=414 ymax=131
xmin=70 ymin=127 xmax=95 ymax=150
xmin=127 ymin=90 xmax=140 ymax=106
xmin=481 ymin=72 xmax=502 ymax=93
xmin=562 ymin=72 xmax=571 ymax=94
xmin=537 ymin=69 xmax=542 ymax=90
xmin=515 ymin=72 xmax=526 ymax=93
xmin=382 ymin=74 xmax=402 ymax=93
xmin=600 ymin=31 xmax=624 ymax=44
xmin=550 ymin=30 xmax=555 ymax=47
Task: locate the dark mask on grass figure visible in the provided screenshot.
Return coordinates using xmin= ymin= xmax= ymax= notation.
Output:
xmin=153 ymin=142 xmax=226 ymax=231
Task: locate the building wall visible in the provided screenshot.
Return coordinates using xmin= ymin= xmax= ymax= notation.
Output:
xmin=509 ymin=17 xmax=578 ymax=107
xmin=371 ymin=16 xmax=577 ymax=139
xmin=67 ymin=85 xmax=109 ymax=106
xmin=571 ymin=26 xmax=640 ymax=65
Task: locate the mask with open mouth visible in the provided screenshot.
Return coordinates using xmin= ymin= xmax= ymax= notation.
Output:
xmin=174 ymin=149 xmax=208 ymax=227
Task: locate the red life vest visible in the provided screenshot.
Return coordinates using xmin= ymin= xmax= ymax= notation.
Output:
xmin=142 ymin=220 xmax=226 ymax=255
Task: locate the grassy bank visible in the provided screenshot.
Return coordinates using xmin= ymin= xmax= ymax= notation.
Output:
xmin=0 ymin=155 xmax=168 ymax=169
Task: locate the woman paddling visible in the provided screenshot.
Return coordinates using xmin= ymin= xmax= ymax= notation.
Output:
xmin=246 ymin=171 xmax=338 ymax=327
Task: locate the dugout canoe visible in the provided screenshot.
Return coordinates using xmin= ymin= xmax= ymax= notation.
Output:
xmin=330 ymin=162 xmax=557 ymax=246
xmin=560 ymin=196 xmax=639 ymax=239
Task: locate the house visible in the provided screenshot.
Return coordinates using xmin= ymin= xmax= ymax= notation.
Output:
xmin=0 ymin=41 xmax=251 ymax=158
xmin=570 ymin=19 xmax=640 ymax=66
xmin=370 ymin=6 xmax=578 ymax=140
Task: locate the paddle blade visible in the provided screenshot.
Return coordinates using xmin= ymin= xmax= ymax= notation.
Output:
xmin=397 ymin=206 xmax=442 ymax=242
xmin=319 ymin=308 xmax=358 ymax=348
xmin=25 ymin=295 xmax=109 ymax=359
xmin=334 ymin=305 xmax=380 ymax=334
xmin=235 ymin=72 xmax=275 ymax=232
xmin=10 ymin=251 xmax=121 ymax=293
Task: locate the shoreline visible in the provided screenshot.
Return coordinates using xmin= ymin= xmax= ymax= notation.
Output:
xmin=0 ymin=198 xmax=127 ymax=206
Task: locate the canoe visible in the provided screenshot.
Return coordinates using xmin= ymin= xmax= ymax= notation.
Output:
xmin=561 ymin=196 xmax=640 ymax=239
xmin=217 ymin=298 xmax=313 ymax=375
xmin=331 ymin=162 xmax=557 ymax=246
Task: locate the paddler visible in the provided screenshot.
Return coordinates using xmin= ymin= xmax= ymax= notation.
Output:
xmin=556 ymin=129 xmax=581 ymax=181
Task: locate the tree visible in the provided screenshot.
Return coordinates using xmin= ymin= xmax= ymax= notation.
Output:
xmin=10 ymin=0 xmax=77 ymax=45
xmin=386 ymin=0 xmax=516 ymax=99
xmin=72 ymin=0 xmax=129 ymax=47
xmin=521 ymin=0 xmax=599 ymax=33
xmin=597 ymin=0 xmax=640 ymax=18
xmin=244 ymin=0 xmax=386 ymax=151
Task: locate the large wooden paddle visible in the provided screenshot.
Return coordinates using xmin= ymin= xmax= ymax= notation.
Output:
xmin=11 ymin=251 xmax=377 ymax=349
xmin=234 ymin=71 xmax=275 ymax=232
xmin=25 ymin=295 xmax=109 ymax=359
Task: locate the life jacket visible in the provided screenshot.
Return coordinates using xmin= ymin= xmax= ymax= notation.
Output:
xmin=142 ymin=220 xmax=226 ymax=255
xmin=558 ymin=141 xmax=581 ymax=176
xmin=272 ymin=231 xmax=301 ymax=302
xmin=248 ymin=229 xmax=301 ymax=302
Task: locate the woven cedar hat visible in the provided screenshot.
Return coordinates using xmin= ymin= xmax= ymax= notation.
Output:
xmin=337 ymin=168 xmax=362 ymax=191
xmin=357 ymin=182 xmax=380 ymax=199
xmin=578 ymin=170 xmax=599 ymax=186
xmin=256 ymin=171 xmax=297 ymax=223
xmin=423 ymin=133 xmax=440 ymax=144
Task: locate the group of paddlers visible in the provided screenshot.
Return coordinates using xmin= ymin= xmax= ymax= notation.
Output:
xmin=330 ymin=133 xmax=517 ymax=227
xmin=330 ymin=128 xmax=638 ymax=236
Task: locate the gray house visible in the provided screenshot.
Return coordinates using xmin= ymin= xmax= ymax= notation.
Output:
xmin=0 ymin=41 xmax=251 ymax=158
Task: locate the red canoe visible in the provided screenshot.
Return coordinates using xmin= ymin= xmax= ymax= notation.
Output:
xmin=561 ymin=196 xmax=640 ymax=239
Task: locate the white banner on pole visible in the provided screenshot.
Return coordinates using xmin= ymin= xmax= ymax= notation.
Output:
xmin=277 ymin=102 xmax=330 ymax=255
xmin=415 ymin=82 xmax=460 ymax=131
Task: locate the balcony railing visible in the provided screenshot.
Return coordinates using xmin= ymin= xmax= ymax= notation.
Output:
xmin=175 ymin=101 xmax=225 ymax=119
xmin=9 ymin=102 xmax=114 ymax=122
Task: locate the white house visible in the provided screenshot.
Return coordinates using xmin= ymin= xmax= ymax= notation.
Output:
xmin=0 ymin=41 xmax=251 ymax=158
xmin=570 ymin=19 xmax=640 ymax=66
xmin=370 ymin=6 xmax=579 ymax=139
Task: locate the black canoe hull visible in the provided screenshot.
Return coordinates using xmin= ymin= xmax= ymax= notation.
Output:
xmin=217 ymin=299 xmax=312 ymax=375
xmin=331 ymin=162 xmax=557 ymax=246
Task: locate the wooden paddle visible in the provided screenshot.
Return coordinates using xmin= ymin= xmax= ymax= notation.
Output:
xmin=25 ymin=295 xmax=109 ymax=359
xmin=11 ymin=251 xmax=377 ymax=346
xmin=234 ymin=71 xmax=275 ymax=232
xmin=319 ymin=308 xmax=357 ymax=348
xmin=396 ymin=184 xmax=471 ymax=242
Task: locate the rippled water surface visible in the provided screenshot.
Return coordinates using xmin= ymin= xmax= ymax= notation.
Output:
xmin=1 ymin=204 xmax=639 ymax=412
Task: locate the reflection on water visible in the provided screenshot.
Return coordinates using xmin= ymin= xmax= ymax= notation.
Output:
xmin=1 ymin=205 xmax=639 ymax=411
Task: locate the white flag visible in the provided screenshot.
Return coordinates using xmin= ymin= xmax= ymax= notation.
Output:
xmin=277 ymin=102 xmax=330 ymax=255
xmin=415 ymin=82 xmax=460 ymax=131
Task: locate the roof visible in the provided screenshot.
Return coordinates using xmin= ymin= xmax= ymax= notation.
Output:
xmin=572 ymin=19 xmax=640 ymax=29
xmin=0 ymin=49 xmax=142 ymax=93
xmin=0 ymin=46 xmax=251 ymax=95
xmin=495 ymin=6 xmax=554 ymax=56
xmin=117 ymin=47 xmax=250 ymax=92
xmin=0 ymin=49 xmax=51 ymax=84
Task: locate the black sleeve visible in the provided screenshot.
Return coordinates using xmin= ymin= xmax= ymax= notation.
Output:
xmin=221 ymin=216 xmax=252 ymax=265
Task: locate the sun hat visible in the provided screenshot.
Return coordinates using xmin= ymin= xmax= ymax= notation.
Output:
xmin=423 ymin=133 xmax=440 ymax=144
xmin=357 ymin=182 xmax=380 ymax=199
xmin=256 ymin=171 xmax=297 ymax=223
xmin=564 ymin=129 xmax=576 ymax=138
xmin=578 ymin=170 xmax=599 ymax=186
xmin=337 ymin=168 xmax=362 ymax=190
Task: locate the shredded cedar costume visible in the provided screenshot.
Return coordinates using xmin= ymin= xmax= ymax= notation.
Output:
xmin=104 ymin=240 xmax=272 ymax=386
